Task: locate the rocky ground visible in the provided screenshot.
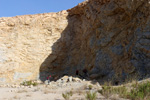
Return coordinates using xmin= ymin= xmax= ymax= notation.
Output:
xmin=0 ymin=76 xmax=129 ymax=100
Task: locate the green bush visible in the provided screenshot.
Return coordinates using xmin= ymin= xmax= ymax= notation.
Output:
xmin=99 ymin=81 xmax=150 ymax=100
xmin=128 ymin=82 xmax=150 ymax=100
xmin=98 ymin=85 xmax=127 ymax=98
xmin=21 ymin=80 xmax=38 ymax=86
xmin=62 ymin=91 xmax=73 ymax=100
xmin=85 ymin=91 xmax=97 ymax=100
xmin=88 ymin=85 xmax=93 ymax=90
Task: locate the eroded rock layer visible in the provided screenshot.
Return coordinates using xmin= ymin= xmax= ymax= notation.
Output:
xmin=0 ymin=0 xmax=150 ymax=83
xmin=0 ymin=12 xmax=68 ymax=83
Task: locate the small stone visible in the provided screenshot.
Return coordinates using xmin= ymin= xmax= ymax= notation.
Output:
xmin=61 ymin=76 xmax=69 ymax=82
xmin=73 ymin=77 xmax=82 ymax=82
xmin=96 ymin=82 xmax=100 ymax=87
xmin=29 ymin=85 xmax=33 ymax=88
xmin=36 ymin=80 xmax=42 ymax=84
xmin=6 ymin=84 xmax=10 ymax=87
xmin=44 ymin=80 xmax=49 ymax=85
xmin=16 ymin=85 xmax=20 ymax=88
xmin=51 ymin=81 xmax=55 ymax=84
xmin=56 ymin=79 xmax=62 ymax=83
xmin=21 ymin=85 xmax=25 ymax=88
xmin=14 ymin=85 xmax=17 ymax=88
xmin=68 ymin=76 xmax=72 ymax=82
xmin=62 ymin=83 xmax=67 ymax=87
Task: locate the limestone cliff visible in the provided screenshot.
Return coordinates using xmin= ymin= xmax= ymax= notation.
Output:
xmin=0 ymin=12 xmax=68 ymax=83
xmin=0 ymin=0 xmax=150 ymax=84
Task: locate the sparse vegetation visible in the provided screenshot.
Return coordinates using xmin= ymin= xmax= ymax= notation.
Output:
xmin=88 ymin=85 xmax=93 ymax=90
xmin=98 ymin=81 xmax=150 ymax=100
xmin=20 ymin=80 xmax=38 ymax=86
xmin=128 ymin=81 xmax=150 ymax=100
xmin=85 ymin=91 xmax=97 ymax=100
xmin=124 ymin=74 xmax=139 ymax=84
xmin=98 ymin=85 xmax=128 ymax=98
xmin=62 ymin=91 xmax=73 ymax=100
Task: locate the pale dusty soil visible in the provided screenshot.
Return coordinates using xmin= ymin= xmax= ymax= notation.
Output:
xmin=0 ymin=82 xmax=105 ymax=100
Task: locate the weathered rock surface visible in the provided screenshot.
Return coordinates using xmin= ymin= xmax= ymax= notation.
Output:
xmin=0 ymin=0 xmax=150 ymax=83
xmin=0 ymin=11 xmax=68 ymax=83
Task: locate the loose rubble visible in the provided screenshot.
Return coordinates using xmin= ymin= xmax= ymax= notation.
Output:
xmin=0 ymin=76 xmax=133 ymax=100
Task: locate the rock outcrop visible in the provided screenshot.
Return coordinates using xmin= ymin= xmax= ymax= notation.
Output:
xmin=0 ymin=0 xmax=150 ymax=84
xmin=0 ymin=12 xmax=68 ymax=83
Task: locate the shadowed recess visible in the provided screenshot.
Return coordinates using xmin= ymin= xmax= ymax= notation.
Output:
xmin=39 ymin=0 xmax=150 ymax=85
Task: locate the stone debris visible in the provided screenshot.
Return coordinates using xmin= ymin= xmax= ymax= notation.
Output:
xmin=68 ymin=76 xmax=73 ymax=82
xmin=44 ymin=76 xmax=102 ymax=91
xmin=0 ymin=76 xmax=102 ymax=91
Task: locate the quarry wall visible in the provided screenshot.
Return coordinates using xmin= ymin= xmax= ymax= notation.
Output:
xmin=0 ymin=0 xmax=150 ymax=84
xmin=0 ymin=11 xmax=68 ymax=83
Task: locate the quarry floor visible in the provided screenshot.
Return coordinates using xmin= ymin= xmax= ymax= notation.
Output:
xmin=0 ymin=82 xmax=104 ymax=100
xmin=0 ymin=76 xmax=130 ymax=100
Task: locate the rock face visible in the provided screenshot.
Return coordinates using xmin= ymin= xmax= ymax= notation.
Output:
xmin=0 ymin=12 xmax=68 ymax=83
xmin=0 ymin=0 xmax=150 ymax=83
